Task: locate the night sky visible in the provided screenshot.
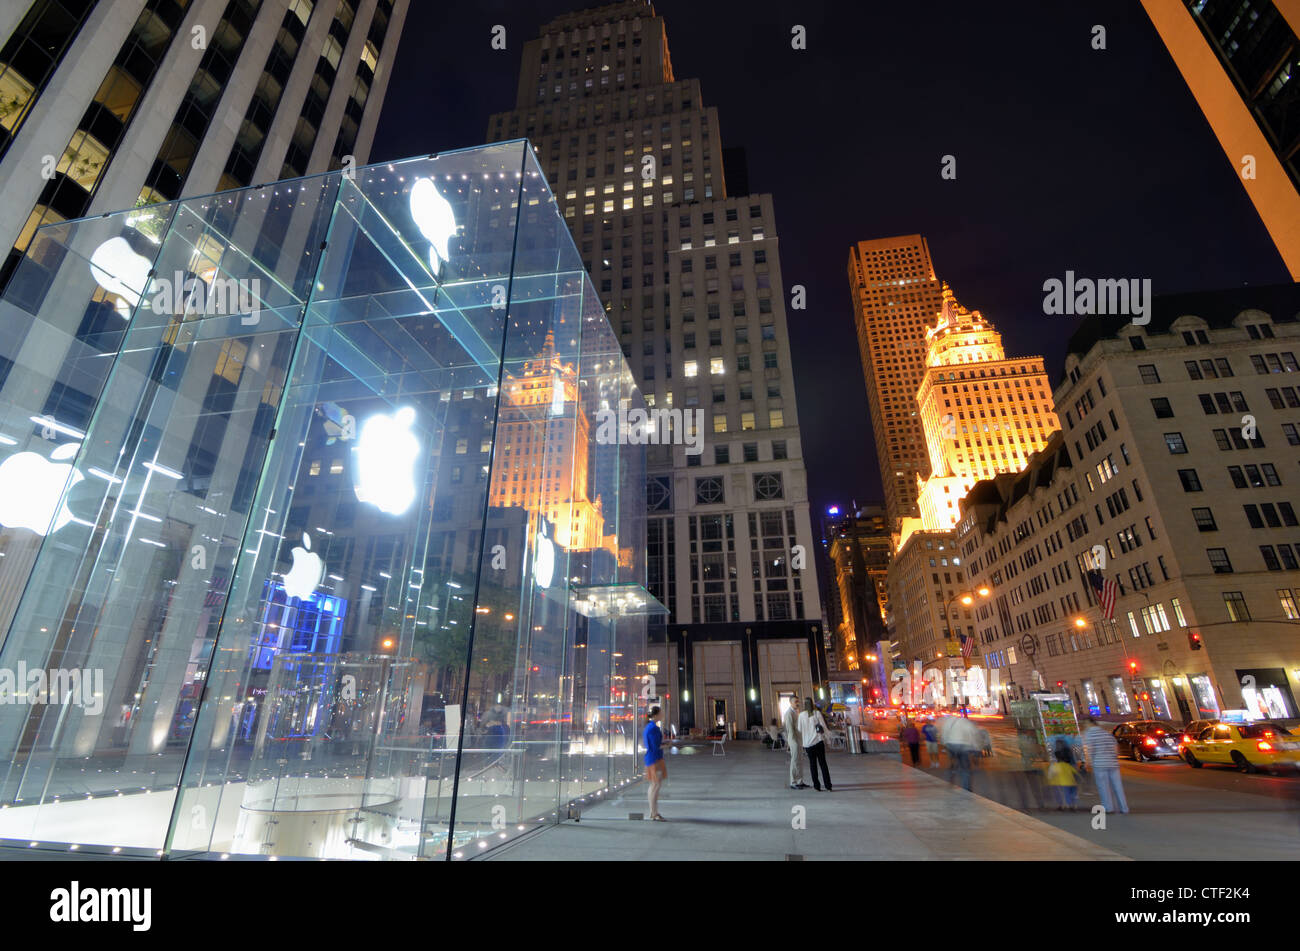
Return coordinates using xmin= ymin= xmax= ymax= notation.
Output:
xmin=370 ymin=0 xmax=1292 ymax=520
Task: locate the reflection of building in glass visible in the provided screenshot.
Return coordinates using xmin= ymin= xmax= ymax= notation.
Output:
xmin=819 ymin=503 xmax=891 ymax=701
xmin=0 ymin=142 xmax=652 ymax=861
xmin=493 ymin=329 xmax=610 ymax=553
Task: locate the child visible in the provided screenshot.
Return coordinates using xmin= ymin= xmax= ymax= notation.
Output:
xmin=1047 ymin=740 xmax=1079 ymax=810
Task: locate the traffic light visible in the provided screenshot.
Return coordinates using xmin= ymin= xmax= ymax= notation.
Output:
xmin=1056 ymin=681 xmax=1065 ymax=689
xmin=1188 ymin=630 xmax=1203 ymax=651
xmin=1128 ymin=660 xmax=1138 ymax=673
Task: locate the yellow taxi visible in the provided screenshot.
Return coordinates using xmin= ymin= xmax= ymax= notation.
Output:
xmin=1180 ymin=721 xmax=1300 ymax=774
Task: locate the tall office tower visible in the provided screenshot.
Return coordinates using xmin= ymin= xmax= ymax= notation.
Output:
xmin=912 ymin=285 xmax=1059 ymax=533
xmin=0 ymin=0 xmax=408 ymax=287
xmin=1141 ymin=0 xmax=1300 ymax=279
xmin=488 ymin=1 xmax=825 ymax=730
xmin=848 ymin=234 xmax=947 ymax=531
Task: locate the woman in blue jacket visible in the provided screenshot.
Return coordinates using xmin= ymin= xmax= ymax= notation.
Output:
xmin=643 ymin=706 xmax=667 ymax=821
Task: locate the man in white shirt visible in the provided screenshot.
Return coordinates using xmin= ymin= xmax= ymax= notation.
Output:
xmin=939 ymin=713 xmax=980 ymax=790
xmin=782 ymin=698 xmax=807 ymax=789
xmin=797 ymin=699 xmax=834 ymax=792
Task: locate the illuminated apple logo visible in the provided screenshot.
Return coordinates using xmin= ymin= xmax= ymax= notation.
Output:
xmin=283 ymin=532 xmax=325 ymax=601
xmin=353 ymin=407 xmax=419 ymax=515
xmin=89 ymin=237 xmax=152 ymax=310
xmin=409 ymin=177 xmax=457 ymax=273
xmin=533 ymin=522 xmax=555 ymax=590
xmin=0 ymin=443 xmax=84 ymax=535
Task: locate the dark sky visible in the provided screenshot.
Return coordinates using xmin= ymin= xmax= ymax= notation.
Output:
xmin=370 ymin=0 xmax=1291 ymax=520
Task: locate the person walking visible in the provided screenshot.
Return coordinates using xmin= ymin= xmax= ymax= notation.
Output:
xmin=797 ymin=698 xmax=833 ymax=792
xmin=1047 ymin=739 xmax=1080 ymax=810
xmin=901 ymin=718 xmax=922 ymax=766
xmin=1083 ymin=715 xmax=1129 ymax=814
xmin=1011 ymin=727 xmax=1047 ymax=810
xmin=921 ymin=718 xmax=939 ymax=765
xmin=939 ymin=714 xmax=979 ymax=791
xmin=782 ymin=699 xmax=808 ymax=789
xmin=643 ymin=705 xmax=668 ymax=821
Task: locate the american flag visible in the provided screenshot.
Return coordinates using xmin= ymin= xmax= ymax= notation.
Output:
xmin=960 ymin=633 xmax=974 ymax=660
xmin=1088 ymin=570 xmax=1117 ymax=620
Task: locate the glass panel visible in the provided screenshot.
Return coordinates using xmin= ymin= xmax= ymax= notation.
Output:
xmin=0 ymin=143 xmax=649 ymax=860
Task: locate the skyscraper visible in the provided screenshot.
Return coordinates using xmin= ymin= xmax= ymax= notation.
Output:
xmin=912 ymin=284 xmax=1058 ymax=533
xmin=848 ymin=234 xmax=946 ymax=531
xmin=1140 ymin=0 xmax=1300 ymax=279
xmin=0 ymin=0 xmax=408 ymax=287
xmin=488 ymin=1 xmax=825 ymax=729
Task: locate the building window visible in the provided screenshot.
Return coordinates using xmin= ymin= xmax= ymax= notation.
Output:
xmin=1163 ymin=432 xmax=1187 ymax=454
xmin=1138 ymin=364 xmax=1160 ymax=384
xmin=1191 ymin=507 xmax=1217 ymax=531
xmin=695 ymin=476 xmax=724 ymax=504
xmin=1260 ymin=546 xmax=1282 ymax=571
xmin=1207 ymin=549 xmax=1233 ymax=574
xmin=1177 ymin=469 xmax=1202 ymax=491
xmin=1222 ymin=590 xmax=1250 ymax=621
xmin=1150 ymin=398 xmax=1173 ymax=418
xmin=753 ymin=472 xmax=784 ymax=500
xmin=1279 ymin=589 xmax=1300 ymax=621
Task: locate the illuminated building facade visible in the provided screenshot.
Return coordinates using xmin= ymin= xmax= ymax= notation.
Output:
xmin=848 ymin=234 xmax=946 ymax=531
xmin=0 ymin=142 xmax=658 ymax=860
xmin=960 ymin=290 xmax=1300 ymax=724
xmin=488 ymin=2 xmax=826 ymax=731
xmin=1140 ymin=0 xmax=1300 ymax=279
xmin=913 ymin=285 xmax=1059 ymax=533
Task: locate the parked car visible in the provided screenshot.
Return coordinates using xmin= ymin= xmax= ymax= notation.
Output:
xmin=1112 ymin=720 xmax=1180 ymax=761
xmin=1181 ymin=722 xmax=1300 ymax=774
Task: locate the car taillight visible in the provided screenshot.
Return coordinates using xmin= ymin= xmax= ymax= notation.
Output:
xmin=1180 ymin=735 xmax=1190 ymax=744
xmin=1143 ymin=737 xmax=1157 ymax=746
xmin=1257 ymin=741 xmax=1274 ymax=752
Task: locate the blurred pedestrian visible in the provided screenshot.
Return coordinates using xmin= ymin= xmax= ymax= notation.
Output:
xmin=922 ymin=719 xmax=939 ymax=764
xmin=1012 ymin=727 xmax=1046 ymax=810
xmin=798 ymin=698 xmax=833 ymax=792
xmin=939 ymin=714 xmax=980 ymax=791
xmin=979 ymin=727 xmax=993 ymax=758
xmin=1048 ymin=739 xmax=1079 ymax=810
xmin=901 ymin=719 xmax=921 ymax=766
xmin=1083 ymin=715 xmax=1129 ymax=814
xmin=782 ymin=699 xmax=808 ymax=789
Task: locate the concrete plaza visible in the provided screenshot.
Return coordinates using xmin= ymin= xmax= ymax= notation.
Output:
xmin=488 ymin=739 xmax=1127 ymax=861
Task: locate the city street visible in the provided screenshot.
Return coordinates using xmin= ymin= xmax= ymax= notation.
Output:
xmin=898 ymin=717 xmax=1300 ymax=860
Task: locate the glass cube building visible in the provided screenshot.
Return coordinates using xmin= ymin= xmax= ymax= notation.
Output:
xmin=0 ymin=141 xmax=658 ymax=860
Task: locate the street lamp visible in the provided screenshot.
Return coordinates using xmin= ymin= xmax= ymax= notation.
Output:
xmin=943 ymin=587 xmax=992 ymax=707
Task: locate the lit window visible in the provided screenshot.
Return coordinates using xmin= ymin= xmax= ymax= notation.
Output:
xmin=684 ymin=360 xmax=698 ymax=377
xmin=710 ymin=357 xmax=724 ymax=375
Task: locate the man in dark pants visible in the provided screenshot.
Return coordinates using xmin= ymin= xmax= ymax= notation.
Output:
xmin=797 ymin=698 xmax=833 ymax=791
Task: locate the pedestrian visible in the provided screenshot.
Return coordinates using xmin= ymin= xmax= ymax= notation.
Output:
xmin=782 ymin=698 xmax=808 ymax=789
xmin=1047 ymin=740 xmax=1079 ymax=810
xmin=1012 ymin=727 xmax=1047 ymax=810
xmin=643 ymin=705 xmax=668 ymax=821
xmin=901 ymin=718 xmax=921 ymax=766
xmin=939 ymin=714 xmax=979 ymax=791
xmin=922 ymin=718 xmax=939 ymax=764
xmin=797 ymin=698 xmax=833 ymax=792
xmin=1082 ymin=715 xmax=1129 ymax=815
xmin=979 ymin=727 xmax=993 ymax=758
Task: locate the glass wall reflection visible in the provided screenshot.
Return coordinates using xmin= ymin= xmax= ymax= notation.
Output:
xmin=0 ymin=142 xmax=653 ymax=860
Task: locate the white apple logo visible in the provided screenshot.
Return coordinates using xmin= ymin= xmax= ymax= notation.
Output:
xmin=89 ymin=237 xmax=152 ymax=309
xmin=409 ymin=177 xmax=457 ymax=273
xmin=353 ymin=406 xmax=419 ymax=515
xmin=283 ymin=532 xmax=325 ymax=601
xmin=0 ymin=442 xmax=84 ymax=535
xmin=533 ymin=522 xmax=555 ymax=589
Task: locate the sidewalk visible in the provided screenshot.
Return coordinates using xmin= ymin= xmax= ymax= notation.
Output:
xmin=489 ymin=740 xmax=1128 ymax=861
